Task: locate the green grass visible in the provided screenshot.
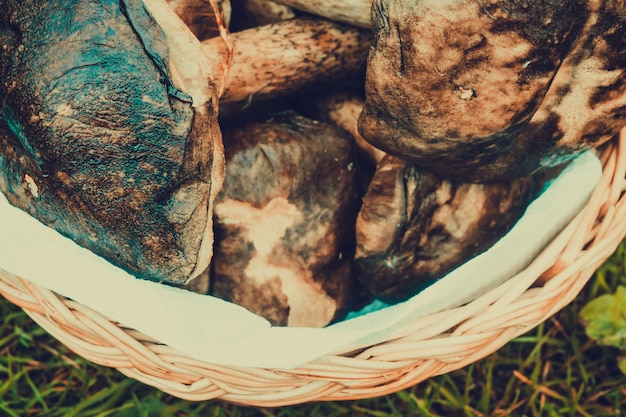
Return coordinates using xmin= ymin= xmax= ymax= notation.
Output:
xmin=1 ymin=240 xmax=625 ymax=417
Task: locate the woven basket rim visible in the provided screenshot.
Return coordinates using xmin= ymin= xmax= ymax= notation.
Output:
xmin=1 ymin=129 xmax=625 ymax=407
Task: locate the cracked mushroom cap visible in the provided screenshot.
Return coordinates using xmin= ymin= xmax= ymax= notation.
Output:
xmin=359 ymin=0 xmax=626 ymax=182
xmin=210 ymin=112 xmax=362 ymax=327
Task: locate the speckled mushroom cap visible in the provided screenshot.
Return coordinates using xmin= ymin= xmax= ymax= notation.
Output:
xmin=359 ymin=0 xmax=626 ymax=182
xmin=210 ymin=112 xmax=362 ymax=327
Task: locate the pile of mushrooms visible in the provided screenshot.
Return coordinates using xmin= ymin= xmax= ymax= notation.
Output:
xmin=0 ymin=0 xmax=623 ymax=326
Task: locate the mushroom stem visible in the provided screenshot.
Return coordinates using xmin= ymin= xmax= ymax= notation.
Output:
xmin=201 ymin=17 xmax=371 ymax=103
xmin=271 ymin=0 xmax=372 ymax=28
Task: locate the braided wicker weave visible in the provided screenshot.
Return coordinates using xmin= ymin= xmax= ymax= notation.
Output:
xmin=1 ymin=128 xmax=625 ymax=407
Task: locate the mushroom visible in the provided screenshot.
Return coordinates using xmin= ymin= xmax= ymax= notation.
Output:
xmin=202 ymin=16 xmax=371 ymax=103
xmin=0 ymin=0 xmax=224 ymax=284
xmin=359 ymin=0 xmax=626 ymax=182
xmin=355 ymin=154 xmax=537 ymax=304
xmin=210 ymin=112 xmax=362 ymax=327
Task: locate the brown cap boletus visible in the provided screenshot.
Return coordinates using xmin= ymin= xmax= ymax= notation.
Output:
xmin=202 ymin=15 xmax=371 ymax=103
xmin=355 ymin=154 xmax=536 ymax=304
xmin=359 ymin=0 xmax=626 ymax=182
xmin=0 ymin=0 xmax=225 ymax=284
xmin=210 ymin=112 xmax=362 ymax=327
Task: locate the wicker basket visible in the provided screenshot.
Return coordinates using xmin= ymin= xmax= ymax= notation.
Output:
xmin=1 ymin=128 xmax=625 ymax=407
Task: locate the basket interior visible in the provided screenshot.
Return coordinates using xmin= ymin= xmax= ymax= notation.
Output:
xmin=0 ymin=130 xmax=624 ymax=406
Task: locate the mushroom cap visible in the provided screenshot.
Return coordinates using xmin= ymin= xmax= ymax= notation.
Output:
xmin=0 ymin=0 xmax=224 ymax=284
xmin=355 ymin=154 xmax=536 ymax=303
xmin=359 ymin=0 xmax=625 ymax=182
xmin=211 ymin=112 xmax=362 ymax=327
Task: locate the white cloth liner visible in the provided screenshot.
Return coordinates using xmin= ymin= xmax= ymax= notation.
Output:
xmin=0 ymin=151 xmax=602 ymax=368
